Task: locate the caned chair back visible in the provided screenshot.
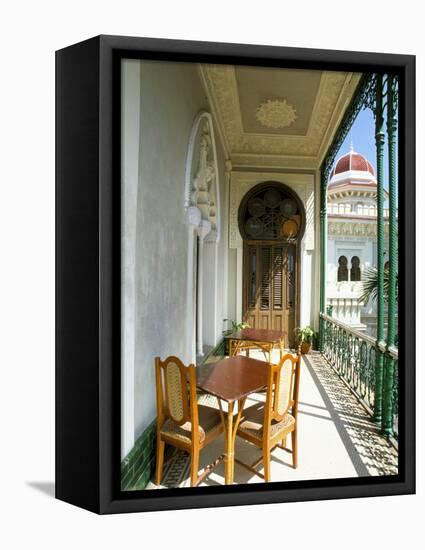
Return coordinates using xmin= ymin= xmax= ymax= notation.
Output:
xmin=155 ymin=356 xmax=198 ymax=428
xmin=265 ymin=352 xmax=301 ymax=424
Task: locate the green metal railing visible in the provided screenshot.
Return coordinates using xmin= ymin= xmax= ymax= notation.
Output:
xmin=392 ymin=355 xmax=399 ymax=437
xmin=321 ymin=313 xmax=398 ymax=439
xmin=386 ymin=345 xmax=399 ymax=439
xmin=319 ymin=72 xmax=399 ymax=438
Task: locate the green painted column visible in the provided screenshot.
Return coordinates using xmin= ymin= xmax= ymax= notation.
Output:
xmin=382 ymin=75 xmax=398 ymax=437
xmin=319 ymin=170 xmax=327 ymax=352
xmin=374 ymin=74 xmax=386 ymax=425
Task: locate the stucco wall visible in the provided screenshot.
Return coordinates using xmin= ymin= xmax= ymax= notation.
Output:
xmin=226 ymin=248 xmax=237 ymax=327
xmin=121 ymin=59 xmax=140 ymax=458
xmin=121 ymin=59 xmax=228 ymax=458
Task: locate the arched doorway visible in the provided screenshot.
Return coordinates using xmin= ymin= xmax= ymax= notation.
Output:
xmin=238 ymin=182 xmax=305 ymax=347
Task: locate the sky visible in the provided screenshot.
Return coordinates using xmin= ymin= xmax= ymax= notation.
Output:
xmin=332 ymin=106 xmax=396 ymax=196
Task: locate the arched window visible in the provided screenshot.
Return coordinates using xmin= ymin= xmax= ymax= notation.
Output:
xmin=337 ymin=256 xmax=348 ymax=282
xmin=238 ymin=182 xmax=305 ymax=241
xmin=350 ymin=256 xmax=361 ymax=281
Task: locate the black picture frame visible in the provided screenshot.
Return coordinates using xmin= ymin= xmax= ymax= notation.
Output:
xmin=56 ymin=35 xmax=415 ymax=514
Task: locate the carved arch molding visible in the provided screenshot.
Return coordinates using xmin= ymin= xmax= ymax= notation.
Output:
xmin=184 ymin=111 xmax=220 ymax=242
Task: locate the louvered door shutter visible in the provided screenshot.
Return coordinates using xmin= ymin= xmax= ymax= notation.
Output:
xmin=271 ymin=245 xmax=285 ymax=331
xmin=243 ymin=244 xmax=258 ymax=328
xmin=260 ymin=246 xmax=271 ymax=310
xmin=248 ymin=245 xmax=257 ymax=308
xmin=272 ymin=246 xmax=283 ymax=310
xmin=287 ymin=245 xmax=295 ymax=309
xmin=257 ymin=246 xmax=271 ymax=329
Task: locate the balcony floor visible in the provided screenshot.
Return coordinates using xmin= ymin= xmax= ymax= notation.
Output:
xmin=146 ymin=350 xmax=398 ymax=489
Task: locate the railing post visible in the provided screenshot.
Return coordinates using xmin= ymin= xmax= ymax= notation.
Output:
xmin=382 ymin=74 xmax=398 ymax=437
xmin=374 ymin=74 xmax=386 ymax=425
xmin=322 ymin=315 xmax=379 ymax=414
xmin=319 ymin=171 xmax=327 ymax=352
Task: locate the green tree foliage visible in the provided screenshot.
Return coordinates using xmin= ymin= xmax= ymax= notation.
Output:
xmin=359 ymin=266 xmax=398 ymax=305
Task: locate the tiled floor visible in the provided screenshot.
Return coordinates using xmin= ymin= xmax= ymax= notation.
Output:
xmin=146 ymin=350 xmax=398 ymax=489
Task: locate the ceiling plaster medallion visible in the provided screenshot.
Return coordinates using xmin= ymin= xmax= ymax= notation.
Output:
xmin=256 ymin=99 xmax=297 ymax=129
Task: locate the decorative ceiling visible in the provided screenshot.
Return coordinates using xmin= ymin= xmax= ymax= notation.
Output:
xmin=199 ymin=64 xmax=362 ymax=170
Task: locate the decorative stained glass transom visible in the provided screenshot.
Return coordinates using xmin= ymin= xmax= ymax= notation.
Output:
xmin=240 ymin=185 xmax=301 ymax=241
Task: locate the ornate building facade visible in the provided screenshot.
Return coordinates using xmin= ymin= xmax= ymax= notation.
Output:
xmin=327 ymin=147 xmax=389 ymax=335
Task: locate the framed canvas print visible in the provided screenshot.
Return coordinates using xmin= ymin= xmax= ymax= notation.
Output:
xmin=56 ymin=35 xmax=415 ymax=514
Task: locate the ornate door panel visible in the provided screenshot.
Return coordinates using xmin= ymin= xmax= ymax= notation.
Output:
xmin=239 ymin=182 xmax=305 ymax=349
xmin=243 ymin=242 xmax=296 ymax=346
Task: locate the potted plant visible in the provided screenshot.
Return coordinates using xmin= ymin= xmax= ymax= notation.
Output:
xmin=222 ymin=318 xmax=250 ymax=335
xmin=294 ymin=326 xmax=315 ymax=354
xmin=223 ymin=319 xmax=250 ymax=355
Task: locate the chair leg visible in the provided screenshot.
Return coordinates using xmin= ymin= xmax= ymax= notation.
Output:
xmin=263 ymin=445 xmax=271 ymax=482
xmin=190 ymin=447 xmax=200 ymax=487
xmin=281 ymin=435 xmax=287 ymax=449
xmin=291 ymin=428 xmax=298 ymax=468
xmin=155 ymin=437 xmax=165 ymax=486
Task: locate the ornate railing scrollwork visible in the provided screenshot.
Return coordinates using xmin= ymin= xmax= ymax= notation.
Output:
xmin=321 ymin=313 xmax=398 ymax=439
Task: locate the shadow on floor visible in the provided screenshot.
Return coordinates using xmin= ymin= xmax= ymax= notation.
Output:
xmin=26 ymin=481 xmax=55 ymax=498
xmin=302 ymin=353 xmax=396 ymax=477
xmin=147 ymin=351 xmax=398 ymax=489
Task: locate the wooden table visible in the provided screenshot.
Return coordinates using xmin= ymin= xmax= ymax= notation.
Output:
xmin=225 ymin=328 xmax=287 ymax=362
xmin=197 ymin=355 xmax=268 ymax=485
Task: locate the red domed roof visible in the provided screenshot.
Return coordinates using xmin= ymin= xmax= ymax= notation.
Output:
xmin=331 ymin=149 xmax=375 ymax=178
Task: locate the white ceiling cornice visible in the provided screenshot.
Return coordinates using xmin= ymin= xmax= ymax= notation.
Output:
xmin=316 ymin=73 xmax=362 ymax=165
xmin=197 ymin=64 xmax=230 ymax=160
xmin=199 ymin=65 xmax=362 ymax=170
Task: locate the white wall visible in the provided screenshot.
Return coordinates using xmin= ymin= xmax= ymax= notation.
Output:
xmin=300 ymin=246 xmax=314 ymax=328
xmin=121 ymin=60 xmax=228 ymax=457
xmin=226 ymin=248 xmax=238 ymax=324
xmin=121 ymin=60 xmax=141 ymax=457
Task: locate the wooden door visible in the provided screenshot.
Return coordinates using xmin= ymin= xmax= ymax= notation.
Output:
xmin=243 ymin=242 xmax=296 ymax=347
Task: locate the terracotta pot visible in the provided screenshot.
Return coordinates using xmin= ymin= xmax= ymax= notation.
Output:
xmin=300 ymin=341 xmax=311 ymax=354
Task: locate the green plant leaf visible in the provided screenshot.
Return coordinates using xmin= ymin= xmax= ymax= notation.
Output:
xmin=359 ymin=266 xmax=398 ymax=305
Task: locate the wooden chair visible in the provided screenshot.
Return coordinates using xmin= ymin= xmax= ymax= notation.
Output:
xmin=235 ymin=352 xmax=301 ymax=482
xmin=154 ymin=356 xmax=224 ymax=487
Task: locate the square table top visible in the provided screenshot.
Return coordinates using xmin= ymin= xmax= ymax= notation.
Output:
xmin=196 ymin=355 xmax=268 ymax=403
xmin=225 ymin=327 xmax=287 ymax=344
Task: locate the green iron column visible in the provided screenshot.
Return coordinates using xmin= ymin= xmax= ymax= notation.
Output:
xmin=374 ymin=74 xmax=386 ymax=425
xmin=382 ymin=75 xmax=398 ymax=437
xmin=319 ymin=170 xmax=327 ymax=352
